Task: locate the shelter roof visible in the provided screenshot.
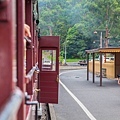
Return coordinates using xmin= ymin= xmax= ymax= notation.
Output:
xmin=86 ymin=47 xmax=120 ymax=53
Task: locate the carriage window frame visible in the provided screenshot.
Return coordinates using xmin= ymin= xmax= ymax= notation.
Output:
xmin=41 ymin=49 xmax=57 ymax=72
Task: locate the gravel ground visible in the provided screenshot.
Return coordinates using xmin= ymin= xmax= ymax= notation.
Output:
xmin=40 ymin=103 xmax=50 ymax=120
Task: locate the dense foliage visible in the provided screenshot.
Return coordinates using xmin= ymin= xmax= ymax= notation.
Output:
xmin=38 ymin=0 xmax=120 ymax=59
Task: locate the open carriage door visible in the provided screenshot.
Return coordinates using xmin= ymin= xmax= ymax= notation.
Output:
xmin=38 ymin=36 xmax=60 ymax=103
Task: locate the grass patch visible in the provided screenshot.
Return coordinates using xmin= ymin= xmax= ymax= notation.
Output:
xmin=66 ymin=59 xmax=80 ymax=62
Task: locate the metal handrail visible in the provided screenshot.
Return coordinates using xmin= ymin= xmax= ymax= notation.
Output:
xmin=0 ymin=87 xmax=23 ymax=120
xmin=0 ymin=0 xmax=9 ymax=8
xmin=24 ymin=36 xmax=32 ymax=43
xmin=25 ymin=63 xmax=40 ymax=83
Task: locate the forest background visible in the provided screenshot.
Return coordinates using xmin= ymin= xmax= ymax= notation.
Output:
xmin=38 ymin=0 xmax=120 ymax=61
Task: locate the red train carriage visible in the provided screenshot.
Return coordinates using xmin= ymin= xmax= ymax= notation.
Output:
xmin=0 ymin=0 xmax=60 ymax=120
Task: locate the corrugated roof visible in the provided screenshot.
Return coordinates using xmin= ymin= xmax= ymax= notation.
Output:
xmin=85 ymin=48 xmax=99 ymax=53
xmin=86 ymin=47 xmax=120 ymax=53
xmin=99 ymin=48 xmax=120 ymax=53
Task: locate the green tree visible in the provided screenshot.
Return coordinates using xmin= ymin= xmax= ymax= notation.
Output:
xmin=38 ymin=0 xmax=120 ymax=59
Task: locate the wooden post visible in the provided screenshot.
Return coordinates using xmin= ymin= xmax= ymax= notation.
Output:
xmin=100 ymin=52 xmax=102 ymax=86
xmin=93 ymin=53 xmax=95 ymax=83
xmin=25 ymin=0 xmax=33 ymax=95
xmin=16 ymin=1 xmax=25 ymax=120
xmin=87 ymin=53 xmax=89 ymax=81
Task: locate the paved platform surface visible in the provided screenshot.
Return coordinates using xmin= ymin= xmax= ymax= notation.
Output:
xmin=49 ymin=63 xmax=119 ymax=120
xmin=49 ymin=64 xmax=87 ymax=120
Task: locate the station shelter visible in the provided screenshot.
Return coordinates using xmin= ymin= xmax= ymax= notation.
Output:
xmin=86 ymin=48 xmax=120 ymax=86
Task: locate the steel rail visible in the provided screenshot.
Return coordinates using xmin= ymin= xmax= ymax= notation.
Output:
xmin=25 ymin=63 xmax=40 ymax=83
xmin=0 ymin=88 xmax=23 ymax=120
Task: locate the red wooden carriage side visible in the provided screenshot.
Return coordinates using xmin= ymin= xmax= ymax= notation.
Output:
xmin=0 ymin=1 xmax=60 ymax=120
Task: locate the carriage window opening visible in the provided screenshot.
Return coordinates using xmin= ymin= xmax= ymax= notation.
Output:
xmin=13 ymin=40 xmax=17 ymax=82
xmin=42 ymin=50 xmax=56 ymax=71
xmin=24 ymin=39 xmax=26 ymax=72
